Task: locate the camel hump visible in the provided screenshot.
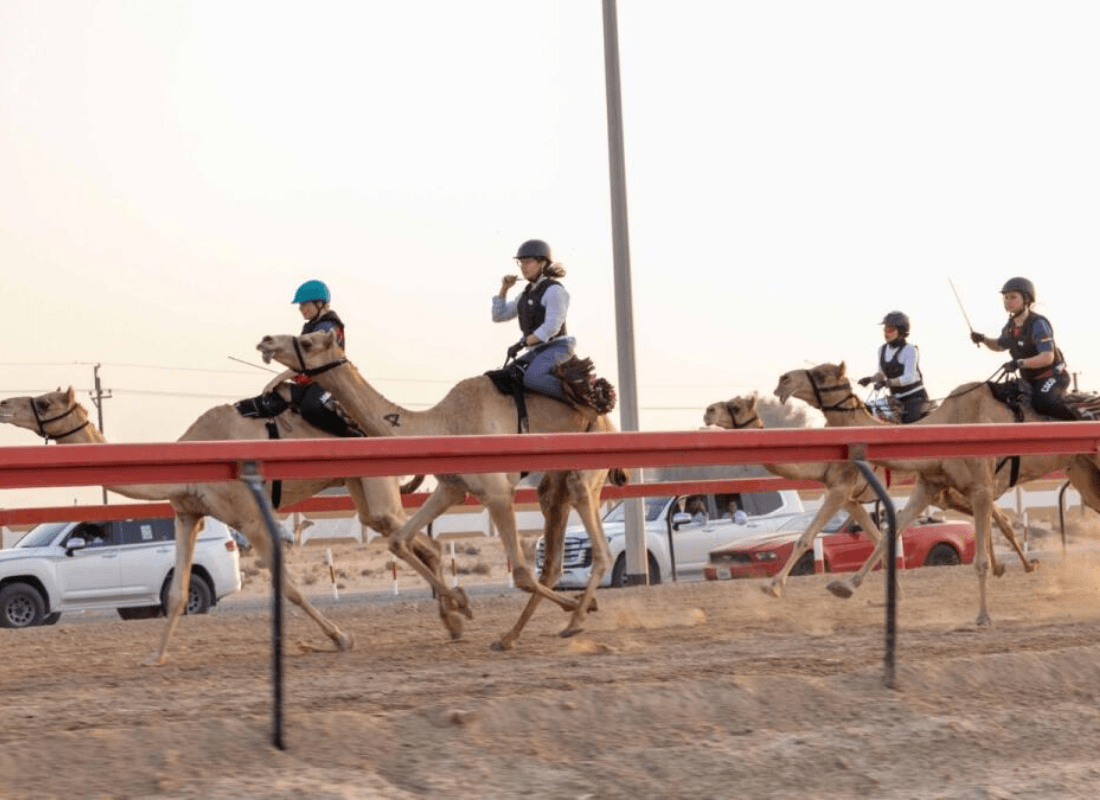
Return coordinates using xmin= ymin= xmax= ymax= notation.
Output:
xmin=552 ymin=356 xmax=617 ymax=415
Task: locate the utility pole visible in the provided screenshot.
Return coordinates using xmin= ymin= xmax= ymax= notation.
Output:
xmin=90 ymin=364 xmax=112 ymax=504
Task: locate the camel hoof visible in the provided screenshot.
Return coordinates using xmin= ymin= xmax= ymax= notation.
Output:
xmin=976 ymin=614 xmax=992 ymax=627
xmin=336 ymin=631 xmax=355 ymax=652
xmin=142 ymin=653 xmax=167 ymax=667
xmin=490 ymin=639 xmax=513 ymax=652
xmin=445 ymin=612 xmax=465 ymax=640
xmin=559 ymin=626 xmax=583 ymax=639
xmin=992 ymin=564 xmax=1006 ymax=578
xmin=826 ymin=580 xmax=854 ymax=599
xmin=761 ymin=582 xmax=782 ymax=599
xmin=451 ymin=586 xmax=474 ymax=619
xmin=1025 ymin=560 xmax=1040 ymax=573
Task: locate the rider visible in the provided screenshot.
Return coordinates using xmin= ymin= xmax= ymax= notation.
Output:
xmin=857 ymin=311 xmax=929 ymax=424
xmin=970 ymin=277 xmax=1077 ymax=421
xmin=492 ymin=239 xmax=576 ymax=402
xmin=288 ymin=279 xmax=359 ymax=436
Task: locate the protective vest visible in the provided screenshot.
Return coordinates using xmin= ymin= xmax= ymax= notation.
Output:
xmin=1001 ymin=313 xmax=1065 ymax=381
xmin=295 ymin=310 xmax=345 ymax=385
xmin=517 ymin=279 xmax=567 ymax=339
xmin=878 ymin=342 xmax=925 ymax=398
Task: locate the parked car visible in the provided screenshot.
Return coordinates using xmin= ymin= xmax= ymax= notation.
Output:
xmin=535 ymin=488 xmax=804 ymax=588
xmin=0 ymin=516 xmax=242 ymax=628
xmin=703 ymin=509 xmax=976 ymax=580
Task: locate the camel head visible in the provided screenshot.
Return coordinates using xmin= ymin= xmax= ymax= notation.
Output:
xmin=703 ymin=394 xmax=763 ymax=430
xmin=774 ymin=362 xmax=848 ymax=409
xmin=0 ymin=387 xmax=85 ymax=436
xmin=257 ymin=330 xmax=343 ymax=373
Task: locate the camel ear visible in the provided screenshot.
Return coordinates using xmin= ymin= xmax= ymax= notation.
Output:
xmin=837 ymin=361 xmax=847 ymax=377
xmin=749 ymin=393 xmax=759 ymax=410
xmin=65 ymin=386 xmax=76 ymax=403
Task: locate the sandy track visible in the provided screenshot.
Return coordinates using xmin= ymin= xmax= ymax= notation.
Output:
xmin=3 ymin=547 xmax=1100 ymax=799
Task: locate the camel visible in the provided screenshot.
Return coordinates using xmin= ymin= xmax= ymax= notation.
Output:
xmin=704 ymin=395 xmax=1033 ymax=599
xmin=257 ymin=330 xmax=626 ymax=651
xmin=774 ymin=362 xmax=1098 ymax=625
xmin=0 ymin=386 xmax=455 ymax=663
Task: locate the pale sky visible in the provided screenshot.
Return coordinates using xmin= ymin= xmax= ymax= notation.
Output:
xmin=3 ymin=1 xmax=1100 ymax=507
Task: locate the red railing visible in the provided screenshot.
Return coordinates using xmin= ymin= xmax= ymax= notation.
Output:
xmin=1 ymin=422 xmax=1095 ymax=524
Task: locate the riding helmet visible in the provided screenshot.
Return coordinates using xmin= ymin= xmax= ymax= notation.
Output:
xmin=514 ymin=239 xmax=552 ymax=262
xmin=880 ymin=311 xmax=910 ymax=337
xmin=1000 ymin=277 xmax=1035 ymax=304
xmin=292 ymin=280 xmax=331 ymax=304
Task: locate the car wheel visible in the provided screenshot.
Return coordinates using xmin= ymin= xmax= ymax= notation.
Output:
xmin=924 ymin=543 xmax=960 ymax=567
xmin=790 ymin=552 xmax=816 ymax=576
xmin=118 ymin=606 xmax=163 ymax=621
xmin=610 ymin=553 xmax=661 ymax=587
xmin=41 ymin=612 xmax=61 ymax=626
xmin=162 ymin=575 xmax=213 ymax=615
xmin=0 ymin=583 xmax=45 ymax=629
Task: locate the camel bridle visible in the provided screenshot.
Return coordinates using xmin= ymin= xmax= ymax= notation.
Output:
xmin=290 ymin=336 xmax=348 ymax=378
xmin=724 ymin=402 xmax=761 ymax=429
xmin=30 ymin=399 xmax=90 ymax=442
xmin=801 ymin=369 xmax=864 ymax=413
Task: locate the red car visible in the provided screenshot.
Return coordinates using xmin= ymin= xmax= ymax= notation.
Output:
xmin=703 ymin=510 xmax=975 ymax=580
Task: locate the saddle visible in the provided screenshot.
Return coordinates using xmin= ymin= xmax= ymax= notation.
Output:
xmin=1064 ymin=392 xmax=1100 ymax=421
xmin=484 ymin=355 xmax=618 ymax=435
xmin=552 ymin=356 xmax=617 ymax=415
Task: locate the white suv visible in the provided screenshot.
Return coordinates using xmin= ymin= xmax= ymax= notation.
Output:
xmin=0 ymin=516 xmax=242 ymax=628
xmin=536 ymin=489 xmax=804 ymax=588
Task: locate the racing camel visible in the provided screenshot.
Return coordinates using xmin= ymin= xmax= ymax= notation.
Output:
xmin=257 ymin=330 xmax=626 ymax=651
xmin=0 ymin=387 xmax=456 ymax=663
xmin=704 ymin=394 xmax=1033 ymax=598
xmin=774 ymin=362 xmax=1097 ymax=625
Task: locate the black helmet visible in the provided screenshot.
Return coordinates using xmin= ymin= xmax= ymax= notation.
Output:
xmin=515 ymin=239 xmax=552 ymax=262
xmin=1000 ymin=277 xmax=1035 ymax=304
xmin=880 ymin=311 xmax=910 ymax=337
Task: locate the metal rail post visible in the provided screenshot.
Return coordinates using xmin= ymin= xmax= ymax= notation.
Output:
xmin=238 ymin=460 xmax=285 ymax=750
xmin=854 ymin=460 xmax=898 ymax=689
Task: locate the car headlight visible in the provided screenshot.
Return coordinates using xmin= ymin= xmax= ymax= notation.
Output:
xmin=755 ymin=551 xmax=778 ymax=562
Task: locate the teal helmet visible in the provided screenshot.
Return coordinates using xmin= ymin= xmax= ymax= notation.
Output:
xmin=292 ymin=280 xmax=330 ymax=304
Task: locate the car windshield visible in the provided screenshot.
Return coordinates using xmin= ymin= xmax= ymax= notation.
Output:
xmin=603 ymin=497 xmax=672 ymax=524
xmin=776 ymin=510 xmax=849 ymax=534
xmin=14 ymin=522 xmax=71 ymax=548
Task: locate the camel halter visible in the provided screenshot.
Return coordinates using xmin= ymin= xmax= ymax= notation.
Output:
xmin=30 ymin=400 xmax=90 ymax=442
xmin=724 ymin=402 xmax=760 ymax=429
xmin=291 ymin=336 xmax=347 ymax=378
xmin=802 ymin=370 xmax=864 ymax=413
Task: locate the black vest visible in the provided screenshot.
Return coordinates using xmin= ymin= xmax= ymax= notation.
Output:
xmin=517 ymin=279 xmax=567 ymax=339
xmin=302 ymin=310 xmax=345 ymax=348
xmin=878 ymin=342 xmax=924 ymax=395
xmin=1001 ymin=313 xmax=1064 ymax=381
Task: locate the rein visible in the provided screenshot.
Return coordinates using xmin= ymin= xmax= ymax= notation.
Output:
xmin=292 ymin=336 xmax=348 ymax=378
xmin=31 ymin=401 xmax=90 ymax=442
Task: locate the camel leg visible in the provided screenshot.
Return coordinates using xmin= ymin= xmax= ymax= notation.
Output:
xmin=490 ymin=479 xmax=593 ymax=652
xmin=345 ymin=478 xmax=466 ymax=638
xmin=386 ymin=480 xmax=474 ymax=630
xmin=765 ymin=488 xmax=848 ymax=598
xmin=827 ymin=481 xmax=932 ymax=599
xmin=971 ymin=489 xmax=995 ymax=626
xmin=146 ymin=513 xmax=204 ymax=666
xmin=557 ymin=470 xmax=610 ymax=638
xmin=494 ymin=473 xmax=569 ymax=650
xmin=991 ymin=505 xmax=1035 ymax=574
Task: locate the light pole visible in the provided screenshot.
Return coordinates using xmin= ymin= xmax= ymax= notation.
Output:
xmin=90 ymin=364 xmax=112 ymax=504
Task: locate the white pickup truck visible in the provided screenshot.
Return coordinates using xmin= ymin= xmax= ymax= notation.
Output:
xmin=535 ymin=488 xmax=804 ymax=588
xmin=0 ymin=516 xmax=242 ymax=628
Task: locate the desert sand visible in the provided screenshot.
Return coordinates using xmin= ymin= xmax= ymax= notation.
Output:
xmin=3 ymin=529 xmax=1100 ymax=800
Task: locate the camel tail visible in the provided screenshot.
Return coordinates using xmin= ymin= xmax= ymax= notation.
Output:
xmin=400 ymin=475 xmax=426 ymax=494
xmin=608 ymin=467 xmax=631 ymax=487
